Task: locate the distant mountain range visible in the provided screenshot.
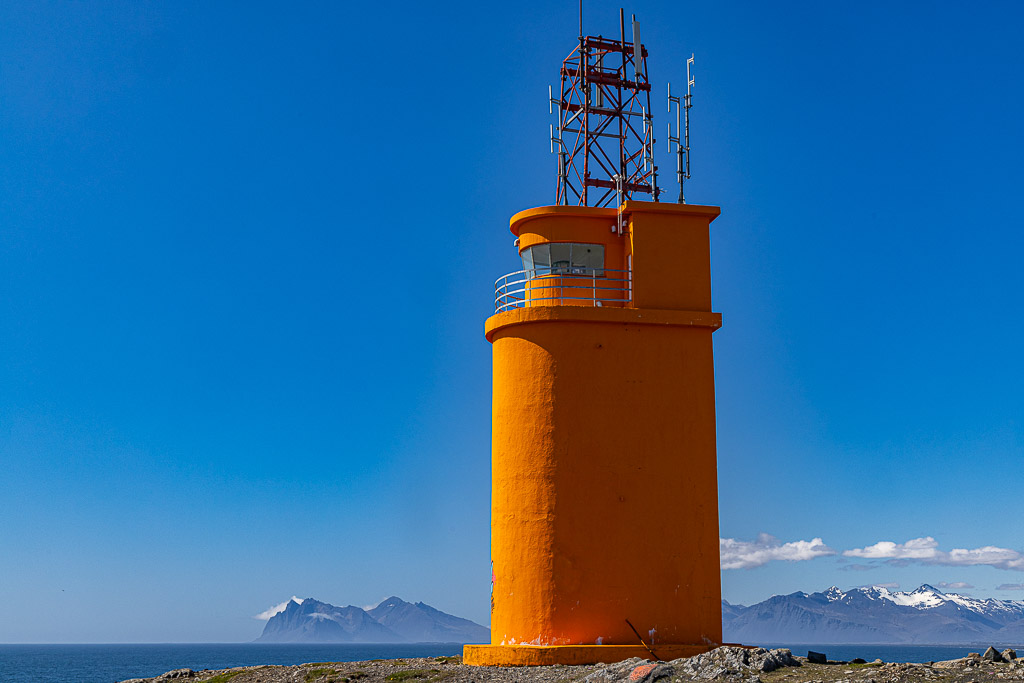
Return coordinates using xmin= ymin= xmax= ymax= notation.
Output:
xmin=259 ymin=585 xmax=1024 ymax=645
xmin=724 ymin=584 xmax=1024 ymax=644
xmin=256 ymin=596 xmax=490 ymax=644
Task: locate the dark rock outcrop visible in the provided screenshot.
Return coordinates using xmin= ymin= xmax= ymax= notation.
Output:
xmin=983 ymin=646 xmax=1003 ymax=662
xmin=585 ymin=647 xmax=801 ymax=682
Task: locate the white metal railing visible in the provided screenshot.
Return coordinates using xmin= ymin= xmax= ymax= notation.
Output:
xmin=494 ymin=268 xmax=633 ymax=313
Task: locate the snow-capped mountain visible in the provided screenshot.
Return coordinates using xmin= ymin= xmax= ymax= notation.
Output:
xmin=723 ymin=585 xmax=1024 ymax=644
xmin=256 ymin=598 xmax=401 ymax=643
xmin=256 ymin=597 xmax=489 ymax=644
xmin=823 ymin=584 xmax=1024 ymax=618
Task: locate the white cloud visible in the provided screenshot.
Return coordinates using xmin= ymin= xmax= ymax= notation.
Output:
xmin=720 ymin=533 xmax=835 ymax=570
xmin=844 ymin=537 xmax=1024 ymax=571
xmin=860 ymin=582 xmax=900 ymax=590
xmin=254 ymin=596 xmax=304 ymax=621
xmin=936 ymin=582 xmax=974 ymax=590
xmin=946 ymin=546 xmax=1024 ymax=569
xmin=997 ymin=583 xmax=1024 ymax=591
xmin=844 ymin=537 xmax=940 ymax=560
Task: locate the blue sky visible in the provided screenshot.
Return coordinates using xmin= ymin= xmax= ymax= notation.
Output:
xmin=1 ymin=0 xmax=1023 ymax=643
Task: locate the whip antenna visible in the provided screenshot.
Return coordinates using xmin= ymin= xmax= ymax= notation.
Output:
xmin=668 ymin=54 xmax=695 ymax=203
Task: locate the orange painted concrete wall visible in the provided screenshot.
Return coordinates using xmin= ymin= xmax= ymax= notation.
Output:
xmin=626 ymin=203 xmax=720 ymax=311
xmin=486 ymin=202 xmax=724 ymax=650
xmin=512 ymin=206 xmax=627 ymax=274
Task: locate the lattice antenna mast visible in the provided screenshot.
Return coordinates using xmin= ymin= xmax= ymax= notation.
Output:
xmin=549 ymin=8 xmax=658 ymax=208
xmin=668 ymin=54 xmax=694 ymax=203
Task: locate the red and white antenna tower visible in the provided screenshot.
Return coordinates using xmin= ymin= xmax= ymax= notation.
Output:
xmin=549 ymin=7 xmax=659 ymax=207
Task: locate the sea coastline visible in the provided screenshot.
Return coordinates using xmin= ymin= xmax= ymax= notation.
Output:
xmin=113 ymin=646 xmax=1024 ymax=683
xmin=4 ymin=643 xmax=1024 ymax=683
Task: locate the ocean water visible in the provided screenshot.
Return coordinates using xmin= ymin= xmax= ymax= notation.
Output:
xmin=0 ymin=643 xmax=464 ymax=683
xmin=2 ymin=642 xmax=1020 ymax=683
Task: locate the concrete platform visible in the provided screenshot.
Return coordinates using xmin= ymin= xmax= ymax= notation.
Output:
xmin=462 ymin=643 xmax=717 ymax=666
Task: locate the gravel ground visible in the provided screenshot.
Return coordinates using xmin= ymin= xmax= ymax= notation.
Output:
xmin=118 ymin=647 xmax=1024 ymax=683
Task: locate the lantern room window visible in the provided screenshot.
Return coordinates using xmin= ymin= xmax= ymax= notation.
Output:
xmin=521 ymin=243 xmax=605 ymax=277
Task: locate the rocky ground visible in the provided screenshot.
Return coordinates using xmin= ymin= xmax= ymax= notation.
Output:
xmin=120 ymin=646 xmax=1024 ymax=683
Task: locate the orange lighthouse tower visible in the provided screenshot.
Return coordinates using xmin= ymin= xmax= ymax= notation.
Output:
xmin=464 ymin=11 xmax=723 ymax=667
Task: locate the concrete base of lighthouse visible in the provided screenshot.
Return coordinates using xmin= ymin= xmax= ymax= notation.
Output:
xmin=463 ymin=643 xmax=718 ymax=667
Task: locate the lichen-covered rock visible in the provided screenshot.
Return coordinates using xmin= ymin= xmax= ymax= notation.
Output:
xmin=932 ymin=658 xmax=969 ymax=669
xmin=586 ymin=657 xmax=655 ymax=682
xmin=627 ymin=662 xmax=675 ymax=681
xmin=583 ymin=647 xmax=800 ymax=683
xmin=672 ymin=647 xmax=801 ymax=678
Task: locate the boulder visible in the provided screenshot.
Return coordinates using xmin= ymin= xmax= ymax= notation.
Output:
xmin=807 ymin=651 xmax=827 ymax=664
xmin=584 ymin=657 xmax=657 ymax=683
xmin=584 ymin=647 xmax=800 ymax=682
xmin=673 ymin=647 xmax=800 ymax=678
xmin=982 ymin=646 xmax=1003 ymax=663
xmin=1002 ymin=649 xmax=1017 ymax=661
xmin=627 ymin=662 xmax=674 ymax=682
xmin=932 ymin=659 xmax=965 ymax=669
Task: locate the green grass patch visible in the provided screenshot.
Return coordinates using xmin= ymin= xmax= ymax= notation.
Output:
xmin=302 ymin=666 xmax=368 ymax=683
xmin=203 ymin=672 xmax=247 ymax=683
xmin=433 ymin=656 xmax=461 ymax=664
